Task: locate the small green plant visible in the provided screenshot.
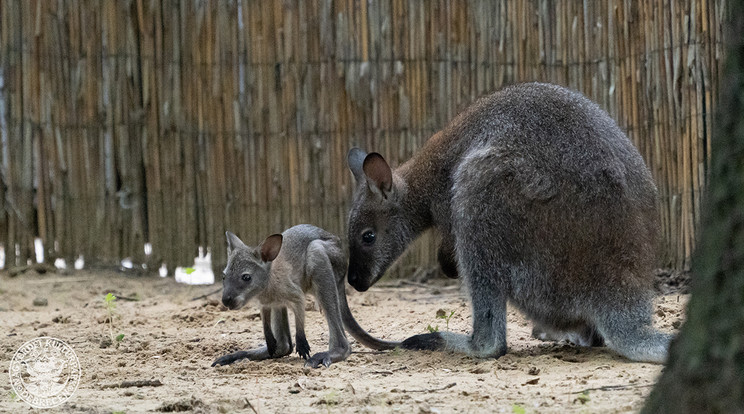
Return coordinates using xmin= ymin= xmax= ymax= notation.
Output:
xmin=321 ymin=390 xmax=339 ymax=405
xmin=576 ymin=391 xmax=590 ymax=404
xmin=104 ymin=292 xmax=117 ymax=307
xmin=436 ymin=309 xmax=456 ymax=330
xmin=184 ymin=267 xmax=196 ymax=275
xmin=512 ymin=404 xmax=526 ymax=414
xmin=9 ymin=390 xmax=18 ymax=402
xmin=104 ymin=293 xmax=124 ymax=347
xmin=425 ymin=309 xmax=455 ymax=332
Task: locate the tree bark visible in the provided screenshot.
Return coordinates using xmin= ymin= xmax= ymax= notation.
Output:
xmin=643 ymin=1 xmax=744 ymax=412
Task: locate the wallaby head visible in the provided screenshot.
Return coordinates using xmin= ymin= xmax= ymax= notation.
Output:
xmin=221 ymin=231 xmax=282 ymax=310
xmin=346 ymin=148 xmax=414 ymax=291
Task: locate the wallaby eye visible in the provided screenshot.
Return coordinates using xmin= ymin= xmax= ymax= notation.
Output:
xmin=222 ymin=272 xmax=226 ymax=281
xmin=241 ymin=273 xmax=252 ymax=283
xmin=361 ymin=231 xmax=376 ymax=245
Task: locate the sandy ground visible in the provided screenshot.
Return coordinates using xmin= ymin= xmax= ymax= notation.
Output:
xmin=0 ymin=269 xmax=686 ymax=413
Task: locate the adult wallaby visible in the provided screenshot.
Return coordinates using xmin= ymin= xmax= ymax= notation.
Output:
xmin=212 ymin=224 xmax=398 ymax=369
xmin=346 ymin=82 xmax=672 ymax=363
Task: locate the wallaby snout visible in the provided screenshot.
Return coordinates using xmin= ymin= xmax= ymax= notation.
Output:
xmin=221 ymin=292 xmax=239 ymax=310
xmin=347 ymin=263 xmax=371 ymax=292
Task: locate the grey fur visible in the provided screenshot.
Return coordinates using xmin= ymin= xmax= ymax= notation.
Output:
xmin=213 ymin=224 xmax=398 ymax=368
xmin=346 ymin=82 xmax=672 ymax=363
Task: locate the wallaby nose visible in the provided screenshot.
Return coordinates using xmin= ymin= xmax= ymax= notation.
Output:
xmin=347 ymin=270 xmax=370 ymax=292
xmin=221 ymin=293 xmax=235 ymax=310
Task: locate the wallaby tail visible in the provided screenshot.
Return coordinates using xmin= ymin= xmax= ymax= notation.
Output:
xmin=338 ymin=280 xmax=401 ymax=350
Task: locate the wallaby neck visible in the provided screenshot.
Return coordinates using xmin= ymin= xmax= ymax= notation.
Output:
xmin=395 ymin=131 xmax=462 ymax=237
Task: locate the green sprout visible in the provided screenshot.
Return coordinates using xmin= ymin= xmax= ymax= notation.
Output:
xmin=436 ymin=309 xmax=456 ymax=330
xmin=576 ymin=391 xmax=591 ymax=404
xmin=512 ymin=404 xmax=526 ymax=414
xmin=426 ymin=324 xmax=439 ymax=333
xmin=104 ymin=293 xmax=123 ymax=347
xmin=104 ymin=292 xmax=117 ymax=308
xmin=321 ymin=390 xmax=339 ymax=405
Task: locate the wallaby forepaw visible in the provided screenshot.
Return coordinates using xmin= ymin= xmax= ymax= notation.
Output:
xmin=296 ymin=339 xmax=311 ymax=360
xmin=266 ymin=336 xmax=278 ymax=357
xmin=401 ymin=332 xmax=446 ymax=351
xmin=305 ymin=352 xmax=332 ymax=368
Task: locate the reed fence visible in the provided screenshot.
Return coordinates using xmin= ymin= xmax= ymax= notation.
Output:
xmin=0 ymin=0 xmax=726 ymax=276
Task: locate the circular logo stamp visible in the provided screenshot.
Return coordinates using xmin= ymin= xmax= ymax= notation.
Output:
xmin=9 ymin=337 xmax=81 ymax=409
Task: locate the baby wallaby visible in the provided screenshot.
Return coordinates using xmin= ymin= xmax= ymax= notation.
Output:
xmin=346 ymin=82 xmax=672 ymax=363
xmin=212 ymin=224 xmax=398 ymax=368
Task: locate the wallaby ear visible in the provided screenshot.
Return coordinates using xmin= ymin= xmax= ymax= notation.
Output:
xmin=362 ymin=152 xmax=393 ymax=198
xmin=258 ymin=234 xmax=283 ymax=262
xmin=226 ymin=231 xmax=247 ymax=254
xmin=347 ymin=147 xmax=368 ymax=182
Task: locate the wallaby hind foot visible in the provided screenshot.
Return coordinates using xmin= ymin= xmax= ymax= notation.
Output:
xmin=605 ymin=329 xmax=671 ymax=363
xmin=593 ymin=302 xmax=672 ymax=363
xmin=212 ymin=307 xmax=293 ymax=366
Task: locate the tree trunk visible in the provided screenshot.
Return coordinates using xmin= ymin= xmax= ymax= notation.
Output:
xmin=643 ymin=1 xmax=744 ymax=412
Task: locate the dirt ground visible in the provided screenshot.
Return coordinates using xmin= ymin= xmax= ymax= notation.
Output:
xmin=0 ymin=269 xmax=686 ymax=413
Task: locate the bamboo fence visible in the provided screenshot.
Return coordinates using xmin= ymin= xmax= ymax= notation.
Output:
xmin=0 ymin=0 xmax=725 ymax=276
